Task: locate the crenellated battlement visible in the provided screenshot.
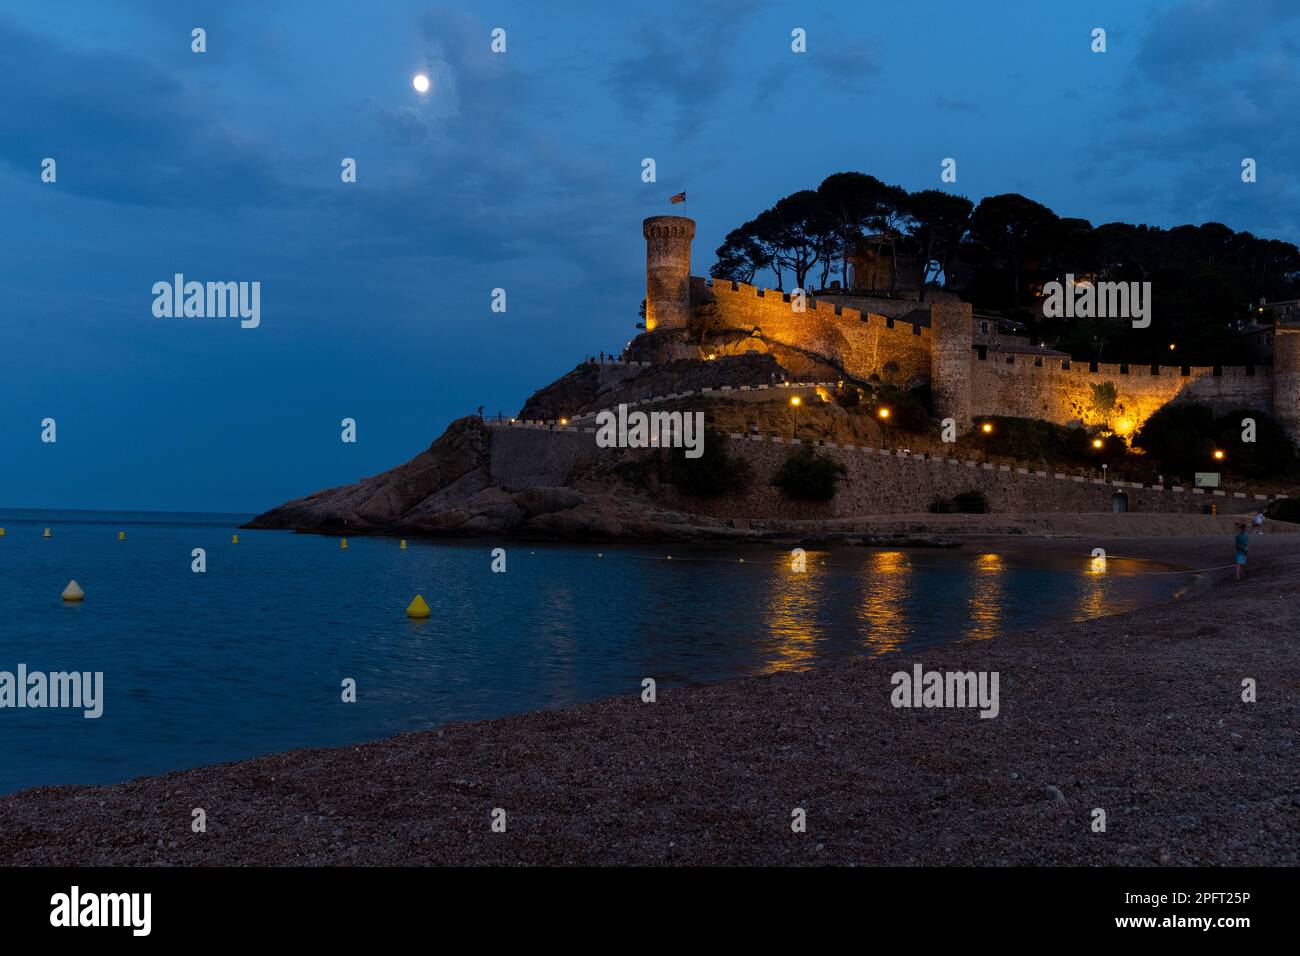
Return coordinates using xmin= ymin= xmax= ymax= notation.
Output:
xmin=975 ymin=350 xmax=1269 ymax=380
xmin=697 ymin=276 xmax=932 ymax=340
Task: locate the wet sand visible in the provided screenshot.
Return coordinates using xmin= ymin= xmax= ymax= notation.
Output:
xmin=1 ymin=533 xmax=1296 ymax=866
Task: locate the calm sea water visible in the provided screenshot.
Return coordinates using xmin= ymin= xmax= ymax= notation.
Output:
xmin=0 ymin=509 xmax=1187 ymax=795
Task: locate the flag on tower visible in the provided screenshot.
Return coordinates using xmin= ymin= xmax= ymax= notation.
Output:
xmin=669 ymin=191 xmax=686 ymax=204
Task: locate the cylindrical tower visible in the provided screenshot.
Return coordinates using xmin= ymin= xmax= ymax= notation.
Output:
xmin=930 ymin=301 xmax=973 ymax=430
xmin=643 ymin=215 xmax=695 ymax=331
xmin=1272 ymin=322 xmax=1300 ymax=445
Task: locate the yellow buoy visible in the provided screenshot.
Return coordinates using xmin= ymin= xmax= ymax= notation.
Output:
xmin=43 ymin=528 xmax=51 ymax=538
xmin=118 ymin=531 xmax=125 ymax=541
xmin=61 ymin=580 xmax=84 ymax=602
xmin=406 ymin=594 xmax=431 ymax=619
xmin=399 ymin=539 xmax=407 ymax=550
xmin=340 ymin=538 xmax=349 ymax=550
xmin=232 ymin=534 xmax=239 ymax=544
xmin=0 ymin=527 xmax=6 ymax=536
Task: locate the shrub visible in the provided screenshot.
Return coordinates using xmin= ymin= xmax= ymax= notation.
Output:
xmin=772 ymin=447 xmax=847 ymax=501
xmin=1089 ymin=380 xmax=1118 ymax=417
xmin=1132 ymin=404 xmax=1216 ymax=477
xmin=875 ymin=385 xmax=930 ymax=433
xmin=833 ymin=383 xmax=861 ymax=407
xmin=909 ymin=382 xmax=934 ymax=415
xmin=1209 ymin=408 xmax=1297 ymax=478
xmin=667 ymin=427 xmax=752 ymax=498
xmin=952 ymin=490 xmax=989 ymax=513
xmin=973 ymin=416 xmax=1121 ymax=469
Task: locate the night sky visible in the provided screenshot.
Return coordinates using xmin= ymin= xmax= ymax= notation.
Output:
xmin=2 ymin=0 xmax=1296 ymax=512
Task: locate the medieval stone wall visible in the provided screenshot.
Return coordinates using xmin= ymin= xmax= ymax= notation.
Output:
xmin=692 ymin=277 xmax=931 ymax=386
xmin=487 ymin=423 xmax=1278 ymax=517
xmin=969 ymin=354 xmax=1274 ymax=433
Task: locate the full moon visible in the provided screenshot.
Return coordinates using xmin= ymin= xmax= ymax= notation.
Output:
xmin=412 ymin=73 xmax=430 ymax=93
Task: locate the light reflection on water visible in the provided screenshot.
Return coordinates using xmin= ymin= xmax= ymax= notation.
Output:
xmin=0 ymin=511 xmax=1188 ymax=794
xmin=858 ymin=551 xmax=911 ymax=657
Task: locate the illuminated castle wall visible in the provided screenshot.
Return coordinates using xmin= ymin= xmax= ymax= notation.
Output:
xmin=646 ymin=216 xmax=1290 ymax=440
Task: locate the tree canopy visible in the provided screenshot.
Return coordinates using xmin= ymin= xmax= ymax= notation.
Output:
xmin=709 ymin=173 xmax=1300 ymax=365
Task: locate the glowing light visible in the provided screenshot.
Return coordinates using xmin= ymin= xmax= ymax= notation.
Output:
xmin=412 ymin=73 xmax=430 ymax=93
xmin=1214 ymin=449 xmax=1225 ymax=460
xmin=981 ymin=422 xmax=993 ymax=434
xmin=560 ymin=418 xmax=568 ymax=425
xmin=877 ymin=407 xmax=890 ymax=419
xmin=1092 ymin=438 xmax=1104 ymax=449
xmin=1169 ymin=343 xmax=1177 ymax=351
xmin=790 ymin=396 xmax=801 ymax=407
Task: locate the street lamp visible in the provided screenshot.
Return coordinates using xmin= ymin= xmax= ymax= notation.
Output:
xmin=790 ymin=395 xmax=801 ymax=440
xmin=877 ymin=406 xmax=891 ymax=420
xmin=1213 ymin=449 xmax=1225 ymax=461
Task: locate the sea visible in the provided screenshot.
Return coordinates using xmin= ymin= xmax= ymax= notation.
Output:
xmin=0 ymin=508 xmax=1189 ymax=795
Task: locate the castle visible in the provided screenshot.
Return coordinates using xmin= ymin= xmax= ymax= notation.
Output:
xmin=644 ymin=215 xmax=1300 ymax=444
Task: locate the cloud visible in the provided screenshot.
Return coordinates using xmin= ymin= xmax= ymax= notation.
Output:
xmin=807 ymin=35 xmax=879 ymax=92
xmin=0 ymin=15 xmax=289 ymax=209
xmin=1084 ymin=0 xmax=1300 ymax=239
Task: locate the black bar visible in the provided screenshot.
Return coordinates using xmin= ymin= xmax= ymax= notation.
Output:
xmin=0 ymin=866 xmax=1282 ymax=942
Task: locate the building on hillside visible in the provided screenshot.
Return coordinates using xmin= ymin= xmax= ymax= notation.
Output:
xmin=1260 ymin=297 xmax=1300 ymax=325
xmin=847 ymin=235 xmax=920 ymax=294
xmin=1236 ymin=321 xmax=1275 ymax=364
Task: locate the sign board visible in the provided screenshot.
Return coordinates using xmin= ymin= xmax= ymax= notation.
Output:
xmin=1194 ymin=472 xmax=1221 ymax=488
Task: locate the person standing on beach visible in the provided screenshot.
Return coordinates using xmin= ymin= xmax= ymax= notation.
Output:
xmin=1234 ymin=523 xmax=1250 ymax=580
xmin=1253 ymin=509 xmax=1265 ymax=534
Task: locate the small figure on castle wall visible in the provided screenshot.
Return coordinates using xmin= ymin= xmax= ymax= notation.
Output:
xmin=477 ymin=405 xmax=484 ymax=419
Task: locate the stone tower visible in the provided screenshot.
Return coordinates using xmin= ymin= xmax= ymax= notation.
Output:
xmin=643 ymin=215 xmax=695 ymax=331
xmin=930 ymin=301 xmax=973 ymax=430
xmin=1272 ymin=321 xmax=1300 ymax=444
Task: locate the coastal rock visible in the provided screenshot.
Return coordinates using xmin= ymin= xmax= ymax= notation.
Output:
xmin=514 ymin=487 xmax=583 ymax=517
xmin=246 ymin=416 xmax=492 ymax=535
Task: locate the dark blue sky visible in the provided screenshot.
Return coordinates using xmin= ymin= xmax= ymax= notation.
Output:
xmin=3 ymin=0 xmax=1297 ymax=512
